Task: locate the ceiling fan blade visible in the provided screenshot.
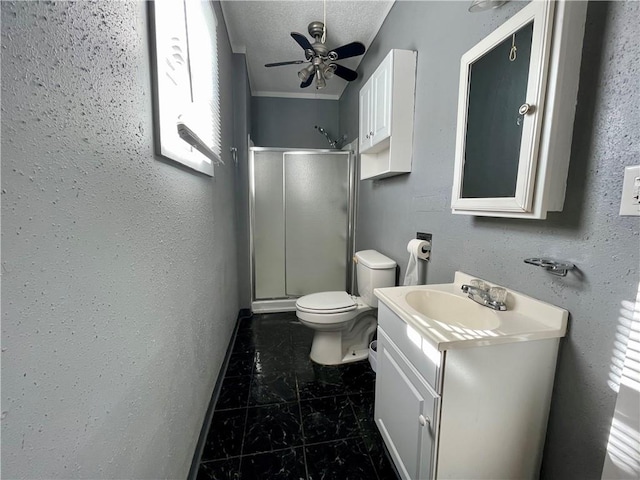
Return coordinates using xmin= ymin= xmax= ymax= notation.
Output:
xmin=291 ymin=32 xmax=315 ymax=56
xmin=265 ymin=60 xmax=306 ymax=67
xmin=328 ymin=41 xmax=366 ymax=61
xmin=300 ymin=70 xmax=316 ymax=88
xmin=331 ymin=64 xmax=358 ymax=82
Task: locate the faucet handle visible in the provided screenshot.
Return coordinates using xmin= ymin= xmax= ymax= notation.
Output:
xmin=470 ymin=279 xmax=488 ymax=291
xmin=489 ymin=287 xmax=507 ymax=304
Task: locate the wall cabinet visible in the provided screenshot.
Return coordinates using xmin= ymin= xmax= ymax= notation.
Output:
xmin=451 ymin=0 xmax=587 ymax=219
xmin=375 ymin=302 xmax=561 ymax=479
xmin=359 ymin=49 xmax=416 ymax=180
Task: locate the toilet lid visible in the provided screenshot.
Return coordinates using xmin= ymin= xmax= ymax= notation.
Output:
xmin=296 ymin=291 xmax=357 ymax=314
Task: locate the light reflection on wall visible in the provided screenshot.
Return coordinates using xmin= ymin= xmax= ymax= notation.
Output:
xmin=603 ymin=282 xmax=640 ymax=478
xmin=607 ymin=293 xmax=640 ymax=394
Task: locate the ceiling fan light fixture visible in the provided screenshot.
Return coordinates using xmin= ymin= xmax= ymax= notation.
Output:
xmin=315 ymin=67 xmax=326 ymax=89
xmin=298 ymin=64 xmax=315 ymax=82
xmin=323 ymin=64 xmax=336 ymax=79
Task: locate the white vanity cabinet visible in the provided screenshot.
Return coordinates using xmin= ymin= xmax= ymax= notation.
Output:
xmin=359 ymin=49 xmax=416 ymax=180
xmin=375 ymin=301 xmax=562 ymax=480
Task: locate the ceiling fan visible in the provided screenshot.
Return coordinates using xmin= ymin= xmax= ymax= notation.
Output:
xmin=265 ymin=21 xmax=365 ymax=90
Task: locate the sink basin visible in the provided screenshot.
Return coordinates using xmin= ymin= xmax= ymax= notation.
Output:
xmin=374 ymin=272 xmax=569 ymax=350
xmin=405 ymin=289 xmax=501 ymax=331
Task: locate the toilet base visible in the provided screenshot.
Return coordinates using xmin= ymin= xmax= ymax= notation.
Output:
xmin=310 ymin=334 xmax=370 ymax=365
xmin=307 ymin=315 xmax=377 ymax=365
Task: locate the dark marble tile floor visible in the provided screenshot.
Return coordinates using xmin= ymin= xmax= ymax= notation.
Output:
xmin=196 ymin=312 xmax=398 ymax=480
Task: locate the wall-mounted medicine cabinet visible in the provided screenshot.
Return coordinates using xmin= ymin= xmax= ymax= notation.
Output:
xmin=359 ymin=49 xmax=417 ymax=180
xmin=451 ymin=0 xmax=587 ymax=219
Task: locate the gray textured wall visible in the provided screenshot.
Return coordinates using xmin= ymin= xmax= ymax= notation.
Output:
xmin=1 ymin=2 xmax=239 ymax=478
xmin=339 ymin=1 xmax=639 ymax=478
xmin=233 ymin=54 xmax=252 ymax=308
xmin=251 ymin=96 xmax=340 ymax=148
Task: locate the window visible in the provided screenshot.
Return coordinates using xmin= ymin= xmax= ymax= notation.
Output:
xmin=150 ymin=0 xmax=222 ymax=176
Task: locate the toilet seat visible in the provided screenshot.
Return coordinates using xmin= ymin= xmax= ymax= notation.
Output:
xmin=296 ymin=291 xmax=357 ymax=314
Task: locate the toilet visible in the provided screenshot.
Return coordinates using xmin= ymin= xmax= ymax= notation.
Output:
xmin=296 ymin=250 xmax=396 ymax=365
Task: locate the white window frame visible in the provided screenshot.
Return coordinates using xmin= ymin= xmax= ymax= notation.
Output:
xmin=150 ymin=0 xmax=222 ymax=176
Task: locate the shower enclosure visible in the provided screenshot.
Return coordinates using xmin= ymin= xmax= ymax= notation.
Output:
xmin=249 ymin=148 xmax=356 ymax=312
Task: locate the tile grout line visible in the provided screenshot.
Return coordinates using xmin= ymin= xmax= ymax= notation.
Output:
xmin=236 ymin=344 xmax=256 ymax=476
xmin=348 ymin=389 xmax=384 ymax=480
xmin=294 ymin=349 xmax=311 ymax=480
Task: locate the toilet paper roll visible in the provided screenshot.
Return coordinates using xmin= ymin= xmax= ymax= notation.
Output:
xmin=403 ymin=239 xmax=431 ymax=286
xmin=407 ymin=239 xmax=431 ymax=260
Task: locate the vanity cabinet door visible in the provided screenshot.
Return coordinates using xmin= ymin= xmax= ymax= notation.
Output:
xmin=375 ymin=329 xmax=439 ymax=480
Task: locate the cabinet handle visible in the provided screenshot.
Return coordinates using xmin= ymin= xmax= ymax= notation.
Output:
xmin=518 ymin=103 xmax=533 ymax=115
xmin=369 ymin=131 xmax=374 ymax=137
xmin=365 ymin=134 xmax=370 ymax=139
xmin=419 ymin=414 xmax=430 ymax=426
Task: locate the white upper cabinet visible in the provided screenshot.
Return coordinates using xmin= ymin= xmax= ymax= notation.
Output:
xmin=370 ymin=58 xmax=392 ymax=148
xmin=359 ymin=82 xmax=373 ymax=150
xmin=451 ymin=0 xmax=587 ymax=219
xmin=359 ymin=49 xmax=417 ymax=180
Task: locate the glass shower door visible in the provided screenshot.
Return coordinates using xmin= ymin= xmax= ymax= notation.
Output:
xmin=252 ymin=150 xmax=286 ymax=299
xmin=284 ymin=152 xmax=350 ymax=296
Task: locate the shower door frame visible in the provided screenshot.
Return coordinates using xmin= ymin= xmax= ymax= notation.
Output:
xmin=249 ymin=147 xmax=357 ymax=313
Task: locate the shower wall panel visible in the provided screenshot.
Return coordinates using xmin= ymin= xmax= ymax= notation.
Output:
xmin=252 ymin=151 xmax=286 ymax=299
xmin=284 ymin=152 xmax=349 ymax=296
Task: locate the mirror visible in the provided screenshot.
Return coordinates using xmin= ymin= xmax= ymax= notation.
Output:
xmin=462 ymin=22 xmax=534 ymax=199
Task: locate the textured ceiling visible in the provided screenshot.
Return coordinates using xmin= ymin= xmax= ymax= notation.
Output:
xmin=220 ymin=1 xmax=395 ymax=99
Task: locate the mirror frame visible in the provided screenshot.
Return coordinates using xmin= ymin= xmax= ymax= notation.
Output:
xmin=451 ymin=1 xmax=555 ymax=213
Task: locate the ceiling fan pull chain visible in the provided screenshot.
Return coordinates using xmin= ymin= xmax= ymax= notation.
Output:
xmin=321 ymin=0 xmax=327 ymax=44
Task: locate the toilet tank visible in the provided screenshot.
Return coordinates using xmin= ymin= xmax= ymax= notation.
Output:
xmin=355 ymin=250 xmax=396 ymax=307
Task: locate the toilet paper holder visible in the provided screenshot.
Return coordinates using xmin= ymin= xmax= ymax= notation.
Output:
xmin=416 ymin=232 xmax=432 ymax=256
xmin=404 ymin=234 xmax=431 ymax=286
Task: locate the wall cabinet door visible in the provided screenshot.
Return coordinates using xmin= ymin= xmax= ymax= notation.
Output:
xmin=375 ymin=329 xmax=438 ymax=480
xmin=451 ymin=0 xmax=587 ymax=219
xmin=359 ymin=82 xmax=373 ymax=151
xmin=370 ymin=58 xmax=391 ymax=148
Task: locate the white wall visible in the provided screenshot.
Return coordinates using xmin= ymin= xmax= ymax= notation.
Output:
xmin=1 ymin=1 xmax=239 ymax=478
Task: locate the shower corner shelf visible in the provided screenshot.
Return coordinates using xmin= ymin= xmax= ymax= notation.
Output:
xmin=359 ymin=49 xmax=417 ymax=181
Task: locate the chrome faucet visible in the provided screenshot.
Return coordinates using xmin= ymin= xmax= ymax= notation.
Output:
xmin=461 ymin=282 xmax=507 ymax=311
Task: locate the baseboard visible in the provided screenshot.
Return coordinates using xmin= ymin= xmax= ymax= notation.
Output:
xmin=186 ymin=308 xmax=252 ymax=480
xmin=251 ymin=299 xmax=297 ymax=313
